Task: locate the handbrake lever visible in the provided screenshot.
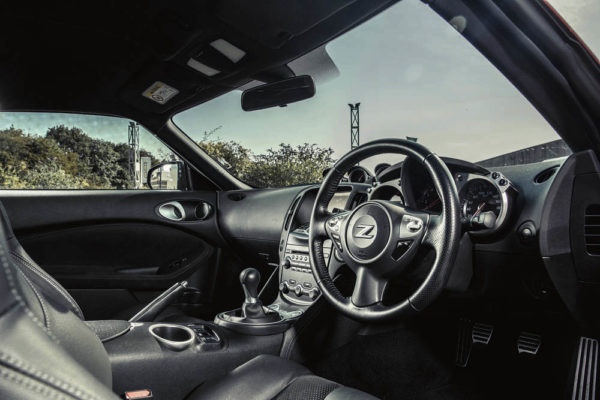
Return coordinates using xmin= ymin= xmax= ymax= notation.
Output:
xmin=129 ymin=281 xmax=188 ymax=323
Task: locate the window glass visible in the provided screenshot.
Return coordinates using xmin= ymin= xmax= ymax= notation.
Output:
xmin=0 ymin=112 xmax=181 ymax=189
xmin=173 ymin=0 xmax=567 ymax=188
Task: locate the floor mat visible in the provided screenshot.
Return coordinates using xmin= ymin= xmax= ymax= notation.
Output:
xmin=309 ymin=320 xmax=572 ymax=400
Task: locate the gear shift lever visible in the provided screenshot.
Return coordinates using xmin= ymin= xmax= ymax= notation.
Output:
xmin=239 ymin=268 xmax=268 ymax=320
xmin=214 ymin=267 xmax=284 ymax=332
xmin=240 ymin=268 xmax=260 ymax=304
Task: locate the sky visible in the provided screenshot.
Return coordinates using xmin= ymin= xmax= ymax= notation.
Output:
xmin=2 ymin=0 xmax=599 ymax=173
xmin=173 ymin=0 xmax=600 ymax=171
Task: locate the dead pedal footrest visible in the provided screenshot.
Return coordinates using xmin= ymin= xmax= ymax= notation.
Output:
xmin=571 ymin=337 xmax=598 ymax=400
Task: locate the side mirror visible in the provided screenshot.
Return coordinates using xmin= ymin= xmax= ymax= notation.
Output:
xmin=147 ymin=161 xmax=185 ymax=190
xmin=241 ymin=75 xmax=315 ymax=111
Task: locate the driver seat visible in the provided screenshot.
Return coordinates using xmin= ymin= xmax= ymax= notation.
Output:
xmin=0 ymin=208 xmax=377 ymax=400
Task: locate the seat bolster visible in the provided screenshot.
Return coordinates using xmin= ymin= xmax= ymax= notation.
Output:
xmin=325 ymin=386 xmax=379 ymax=400
xmin=187 ymin=355 xmax=311 ymax=400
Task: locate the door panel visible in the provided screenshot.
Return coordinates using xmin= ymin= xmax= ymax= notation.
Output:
xmin=0 ymin=190 xmax=226 ymax=319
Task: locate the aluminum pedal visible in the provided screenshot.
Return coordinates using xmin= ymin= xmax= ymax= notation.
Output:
xmin=455 ymin=319 xmax=494 ymax=368
xmin=571 ymin=337 xmax=598 ymax=400
xmin=472 ymin=323 xmax=494 ymax=345
xmin=517 ymin=332 xmax=542 ymax=355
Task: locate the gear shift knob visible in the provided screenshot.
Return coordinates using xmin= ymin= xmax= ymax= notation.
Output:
xmin=240 ymin=268 xmax=261 ymax=304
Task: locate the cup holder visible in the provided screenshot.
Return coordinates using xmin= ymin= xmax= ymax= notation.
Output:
xmin=149 ymin=323 xmax=195 ymax=351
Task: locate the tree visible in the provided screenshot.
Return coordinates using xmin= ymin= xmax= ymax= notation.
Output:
xmin=197 ymin=133 xmax=253 ymax=179
xmin=1 ymin=123 xmax=336 ymax=190
xmin=246 ymin=143 xmax=335 ymax=187
xmin=46 ymin=125 xmax=137 ymax=188
xmin=197 ymin=133 xmax=335 ymax=187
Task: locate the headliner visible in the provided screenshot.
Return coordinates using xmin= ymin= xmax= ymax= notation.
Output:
xmin=0 ymin=0 xmax=396 ymax=132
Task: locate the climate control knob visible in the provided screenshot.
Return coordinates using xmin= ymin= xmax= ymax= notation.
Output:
xmin=294 ymin=285 xmax=303 ymax=297
xmin=282 ymin=258 xmax=291 ymax=269
xmin=308 ymin=288 xmax=320 ymax=300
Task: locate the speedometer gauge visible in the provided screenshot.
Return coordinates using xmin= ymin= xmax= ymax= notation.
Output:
xmin=460 ymin=179 xmax=502 ymax=219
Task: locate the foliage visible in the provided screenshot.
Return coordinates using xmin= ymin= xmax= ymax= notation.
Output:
xmin=0 ymin=124 xmax=335 ymax=190
xmin=247 ymin=144 xmax=335 ymax=187
xmin=0 ymin=163 xmax=90 ymax=189
xmin=198 ymin=133 xmax=335 ymax=187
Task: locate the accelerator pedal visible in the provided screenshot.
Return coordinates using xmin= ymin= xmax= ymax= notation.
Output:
xmin=517 ymin=332 xmax=542 ymax=355
xmin=455 ymin=319 xmax=494 ymax=367
xmin=571 ymin=337 xmax=598 ymax=400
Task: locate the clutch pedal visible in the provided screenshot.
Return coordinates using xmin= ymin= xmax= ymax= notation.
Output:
xmin=456 ymin=319 xmax=494 ymax=367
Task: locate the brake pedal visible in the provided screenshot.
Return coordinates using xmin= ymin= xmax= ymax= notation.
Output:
xmin=517 ymin=332 xmax=542 ymax=355
xmin=472 ymin=323 xmax=494 ymax=345
xmin=455 ymin=319 xmax=494 ymax=367
xmin=571 ymin=337 xmax=598 ymax=400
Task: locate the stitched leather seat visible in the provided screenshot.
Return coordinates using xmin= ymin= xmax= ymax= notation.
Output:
xmin=187 ymin=354 xmax=377 ymax=400
xmin=0 ymin=204 xmax=378 ymax=400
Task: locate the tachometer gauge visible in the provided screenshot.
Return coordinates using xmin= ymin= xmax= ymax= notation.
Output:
xmin=460 ymin=179 xmax=501 ymax=219
xmin=418 ymin=186 xmax=442 ymax=213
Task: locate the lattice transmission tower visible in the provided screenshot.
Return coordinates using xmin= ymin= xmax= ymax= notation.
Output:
xmin=349 ymin=103 xmax=360 ymax=150
xmin=128 ymin=122 xmax=140 ymax=188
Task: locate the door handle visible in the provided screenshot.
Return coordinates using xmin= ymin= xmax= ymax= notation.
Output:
xmin=157 ymin=201 xmax=185 ymax=221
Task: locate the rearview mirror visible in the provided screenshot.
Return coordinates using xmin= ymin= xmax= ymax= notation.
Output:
xmin=147 ymin=161 xmax=184 ymax=190
xmin=241 ymin=75 xmax=315 ymax=111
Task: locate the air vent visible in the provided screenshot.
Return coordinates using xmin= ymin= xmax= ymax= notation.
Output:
xmin=284 ymin=196 xmax=302 ymax=230
xmin=534 ymin=165 xmax=559 ymax=184
xmin=585 ymin=204 xmax=600 ymax=255
xmin=227 ymin=193 xmax=246 ymax=201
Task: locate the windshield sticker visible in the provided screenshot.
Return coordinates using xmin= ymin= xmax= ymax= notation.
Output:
xmin=142 ymin=81 xmax=179 ymax=105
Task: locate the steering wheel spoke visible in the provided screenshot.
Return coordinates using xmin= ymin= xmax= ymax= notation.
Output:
xmin=422 ymin=213 xmax=444 ymax=250
xmin=351 ymin=267 xmax=388 ymax=307
xmin=310 ymin=211 xmax=332 ymax=239
xmin=324 ymin=211 xmax=351 ymax=249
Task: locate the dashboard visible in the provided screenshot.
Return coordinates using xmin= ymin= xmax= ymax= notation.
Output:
xmin=218 ymin=152 xmax=566 ymax=306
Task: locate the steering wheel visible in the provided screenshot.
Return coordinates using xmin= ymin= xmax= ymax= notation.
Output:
xmin=308 ymin=139 xmax=461 ymax=321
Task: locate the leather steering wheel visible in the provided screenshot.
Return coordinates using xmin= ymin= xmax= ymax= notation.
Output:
xmin=308 ymin=139 xmax=461 ymax=322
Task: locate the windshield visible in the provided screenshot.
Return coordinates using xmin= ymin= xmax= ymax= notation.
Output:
xmin=173 ymin=0 xmax=570 ymax=188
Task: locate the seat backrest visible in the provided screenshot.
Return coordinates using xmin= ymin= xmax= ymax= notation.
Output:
xmin=0 ymin=201 xmax=84 ymax=319
xmin=0 ymin=203 xmax=116 ymax=399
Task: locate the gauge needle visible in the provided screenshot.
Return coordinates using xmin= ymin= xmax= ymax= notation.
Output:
xmin=424 ymin=198 xmax=440 ymax=210
xmin=472 ymin=202 xmax=487 ymax=217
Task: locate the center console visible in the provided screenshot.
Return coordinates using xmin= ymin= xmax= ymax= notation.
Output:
xmin=277 ymin=185 xmax=366 ymax=304
xmin=278 ymin=225 xmax=331 ymax=303
xmin=98 ymin=185 xmax=369 ymax=399
xmin=102 ymin=319 xmax=282 ymax=400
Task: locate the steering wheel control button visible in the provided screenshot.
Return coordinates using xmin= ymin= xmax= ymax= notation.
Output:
xmin=346 ymin=203 xmax=391 ymax=262
xmin=392 ymin=240 xmax=413 ymax=260
xmin=406 ymin=217 xmax=423 ymax=233
xmin=400 ymin=215 xmax=425 ymax=239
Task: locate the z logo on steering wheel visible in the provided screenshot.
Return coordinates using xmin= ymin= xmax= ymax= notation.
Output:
xmin=354 ymin=224 xmax=376 ymax=239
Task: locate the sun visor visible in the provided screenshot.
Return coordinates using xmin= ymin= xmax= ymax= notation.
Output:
xmin=288 ymin=45 xmax=340 ymax=85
